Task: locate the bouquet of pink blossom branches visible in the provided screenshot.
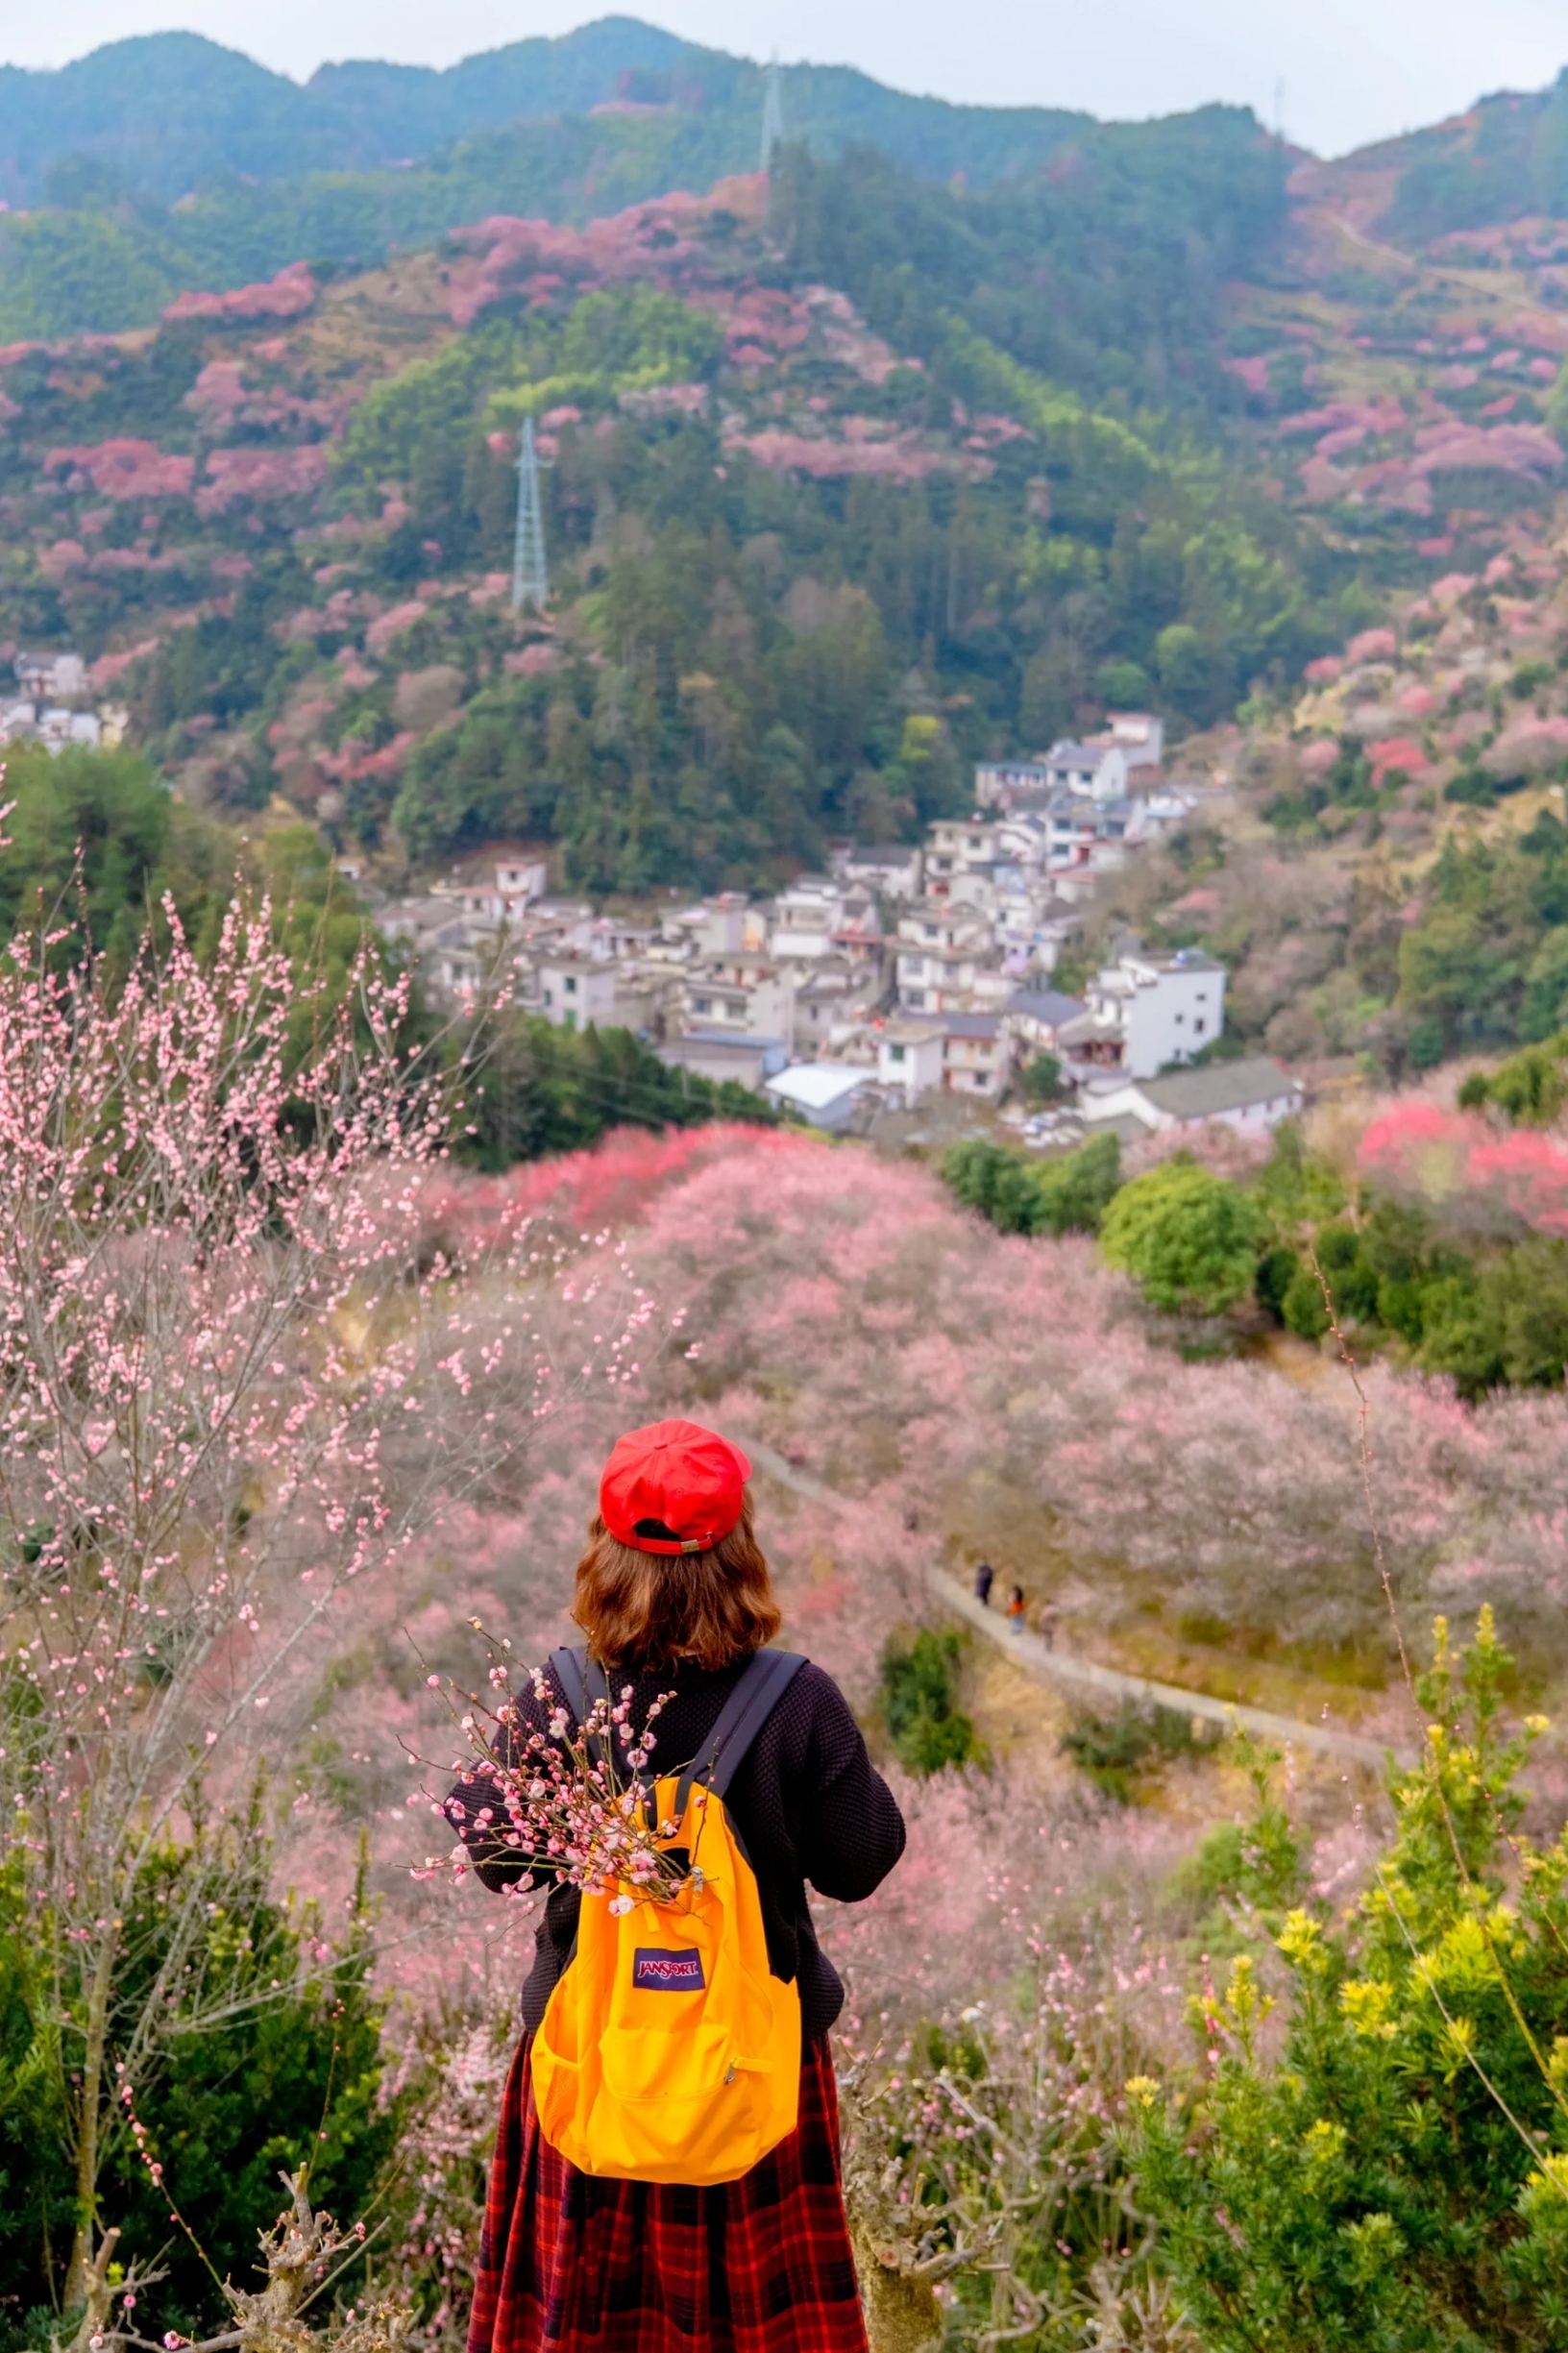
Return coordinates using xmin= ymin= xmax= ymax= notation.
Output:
xmin=415 ymin=1634 xmax=696 ymax=1911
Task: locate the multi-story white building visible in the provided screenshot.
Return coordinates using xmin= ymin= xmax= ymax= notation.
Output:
xmin=683 ymin=966 xmax=795 ymax=1046
xmin=436 ymin=855 xmax=551 ymax=925
xmin=769 ymin=878 xmax=845 ymax=961
xmin=15 ymin=650 xmax=86 ymax=700
xmin=1003 ymin=987 xmax=1087 ymax=1065
xmin=792 ymin=961 xmax=861 ymax=1055
xmin=536 ymin=955 xmax=620 ymax=1032
xmin=1057 ymin=946 xmax=1226 ymax=1079
xmin=894 ymin=903 xmax=993 ymax=1014
xmin=973 ymin=759 xmax=1052 ymax=808
xmin=877 ymin=1020 xmax=946 ymax=1107
xmin=924 ymin=817 xmax=1000 ymax=898
xmin=496 ymin=855 xmax=550 ymax=902
xmin=665 ymin=894 xmax=757 ymax=959
xmin=830 ymin=844 xmax=923 ymax=900
xmin=1044 ymin=742 xmax=1131 ymax=801
xmin=942 ymin=1014 xmax=1006 ymax=1098
xmin=1101 ymin=711 xmax=1164 ymax=772
xmin=1081 ymin=1055 xmax=1301 ymax=1136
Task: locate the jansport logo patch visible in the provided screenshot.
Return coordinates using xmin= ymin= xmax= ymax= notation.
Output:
xmin=632 ymin=1947 xmax=705 ymax=1991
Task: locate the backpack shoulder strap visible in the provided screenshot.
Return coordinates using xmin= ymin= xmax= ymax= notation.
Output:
xmin=676 ymin=1650 xmax=807 ymax=1817
xmin=547 ymin=1646 xmax=613 ymax=1765
xmin=548 ymin=1645 xmax=589 ymax=1724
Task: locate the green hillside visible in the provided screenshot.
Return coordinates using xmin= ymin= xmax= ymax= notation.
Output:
xmin=0 ymin=132 xmax=1360 ymax=895
xmin=0 ymin=17 xmax=1090 ymax=217
xmin=1378 ymin=70 xmax=1568 ymax=242
xmin=4 ymin=21 xmax=1566 ymax=927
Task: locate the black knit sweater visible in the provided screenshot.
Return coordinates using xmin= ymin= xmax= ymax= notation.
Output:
xmin=444 ymin=1653 xmax=905 ymax=2040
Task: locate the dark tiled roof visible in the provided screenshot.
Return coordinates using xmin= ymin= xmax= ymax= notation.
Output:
xmin=1138 ymin=1056 xmax=1304 ymax=1118
xmin=1007 ymin=990 xmax=1085 ymax=1026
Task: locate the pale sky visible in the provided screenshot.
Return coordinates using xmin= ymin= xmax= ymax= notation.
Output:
xmin=0 ymin=0 xmax=1563 ymax=161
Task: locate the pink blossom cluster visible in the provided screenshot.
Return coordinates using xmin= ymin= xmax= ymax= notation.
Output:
xmin=1298 ymin=417 xmax=1561 ymax=516
xmin=184 ymin=356 xmax=342 ymax=441
xmin=41 ymin=438 xmax=195 ymax=500
xmin=0 ymin=868 xmax=676 ymax=2271
xmin=88 ymin=637 xmax=159 ymax=691
xmin=365 ymin=599 xmax=429 ymax=654
xmin=194 ymin=443 xmax=331 ymax=516
xmin=1360 ymin=1100 xmax=1568 ymax=1236
xmin=1223 ymin=355 xmax=1271 ymax=396
xmin=441 ymin=184 xmax=764 ymax=329
xmin=726 ymin=428 xmax=978 ymax=483
xmin=1283 ymin=397 xmax=1407 ymax=443
xmin=429 ymin=1662 xmax=679 ymax=1902
xmin=616 ymin=381 xmax=708 ymax=419
xmin=162 ymin=261 xmax=317 ymax=322
xmin=317 ymin=729 xmax=418 ymax=785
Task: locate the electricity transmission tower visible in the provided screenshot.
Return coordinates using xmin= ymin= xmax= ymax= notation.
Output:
xmin=759 ymin=52 xmax=784 ymax=173
xmin=511 ymin=416 xmax=551 ymax=613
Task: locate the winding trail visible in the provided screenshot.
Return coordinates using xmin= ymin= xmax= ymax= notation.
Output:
xmin=746 ymin=1438 xmax=1410 ymax=1770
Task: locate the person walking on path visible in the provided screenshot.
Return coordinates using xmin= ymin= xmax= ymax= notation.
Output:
xmin=973 ymin=1559 xmax=994 ymax=1607
xmin=445 ymin=1418 xmax=906 ymax=2353
xmin=1041 ymin=1604 xmax=1059 ymax=1653
xmin=1007 ymin=1582 xmax=1027 ymax=1635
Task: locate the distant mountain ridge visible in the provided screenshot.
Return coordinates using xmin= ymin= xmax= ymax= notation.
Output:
xmin=0 ymin=16 xmax=1091 ymax=209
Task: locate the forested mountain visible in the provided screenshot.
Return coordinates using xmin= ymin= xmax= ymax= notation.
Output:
xmin=3 ymin=17 xmax=1568 ymax=916
xmin=0 ymin=124 xmax=1369 ymax=895
xmin=0 ymin=18 xmax=1090 ymax=215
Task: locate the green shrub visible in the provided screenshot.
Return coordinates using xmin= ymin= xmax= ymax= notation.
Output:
xmin=1459 ymin=1033 xmax=1568 ymax=1125
xmin=1132 ymin=1611 xmax=1568 ymax=2352
xmin=1418 ymin=1238 xmax=1568 ymax=1397
xmin=1060 ymin=1702 xmax=1215 ymax=1802
xmin=1019 ymin=1051 xmax=1065 ymax=1103
xmin=942 ymin=1132 xmax=1121 ymax=1238
xmin=0 ymin=1829 xmax=400 ymax=2341
xmin=1031 ymin=1131 xmax=1122 ymax=1234
xmin=1254 ymin=1243 xmax=1300 ymax=1321
xmin=1099 ymin=1159 xmax=1260 ymax=1314
xmin=879 ymin=1630 xmax=985 ymax=1776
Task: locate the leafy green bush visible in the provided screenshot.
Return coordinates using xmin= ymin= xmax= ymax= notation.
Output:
xmin=1132 ymin=1611 xmax=1568 ymax=2352
xmin=1018 ymin=1051 xmax=1065 ymax=1103
xmin=1060 ymin=1701 xmax=1216 ymax=1802
xmin=942 ymin=1132 xmax=1121 ymax=1238
xmin=1392 ymin=819 xmax=1568 ymax=1057
xmin=1031 ymin=1132 xmax=1124 ymax=1235
xmin=0 ymin=1828 xmax=399 ymax=2342
xmin=1418 ymin=1237 xmax=1568 ymax=1396
xmin=1254 ymin=1242 xmax=1300 ymax=1321
xmin=0 ymin=745 xmax=210 ymax=971
xmin=1099 ymin=1159 xmax=1260 ymax=1314
xmin=1458 ymin=1032 xmax=1568 ymax=1125
xmin=879 ymin=1629 xmax=985 ymax=1776
xmin=453 ymin=1010 xmax=777 ymax=1167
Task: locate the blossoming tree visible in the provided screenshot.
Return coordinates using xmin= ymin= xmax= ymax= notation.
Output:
xmin=0 ymin=880 xmax=654 ymax=2332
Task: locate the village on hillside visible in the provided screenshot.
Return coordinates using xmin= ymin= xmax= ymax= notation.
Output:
xmin=369 ymin=705 xmax=1304 ymax=1144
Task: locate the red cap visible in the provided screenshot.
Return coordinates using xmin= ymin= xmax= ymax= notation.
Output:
xmin=600 ymin=1419 xmax=752 ymax=1556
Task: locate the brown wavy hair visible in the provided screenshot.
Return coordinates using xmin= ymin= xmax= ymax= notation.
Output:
xmin=571 ymin=1489 xmax=782 ymax=1671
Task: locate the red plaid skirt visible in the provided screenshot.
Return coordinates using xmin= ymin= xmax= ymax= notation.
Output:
xmin=467 ymin=2034 xmax=869 ymax=2353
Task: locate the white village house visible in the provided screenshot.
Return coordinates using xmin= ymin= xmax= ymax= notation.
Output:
xmin=535 ymin=955 xmax=619 ymax=1031
xmin=764 ymin=1063 xmax=870 ymax=1133
xmin=1058 ymin=946 xmax=1225 ymax=1080
xmin=876 ymin=1021 xmax=947 ymax=1108
xmin=1081 ymin=1056 xmax=1304 ymax=1136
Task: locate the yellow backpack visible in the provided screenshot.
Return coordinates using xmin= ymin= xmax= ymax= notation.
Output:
xmin=531 ymin=1646 xmax=807 ymax=2186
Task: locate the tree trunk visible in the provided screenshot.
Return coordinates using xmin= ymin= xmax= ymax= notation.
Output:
xmin=63 ymin=1929 xmax=118 ymax=2315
